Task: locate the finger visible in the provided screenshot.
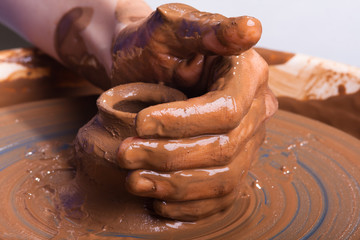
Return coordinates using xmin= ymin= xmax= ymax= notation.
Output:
xmin=118 ymin=135 xmax=235 ymax=171
xmin=264 ymin=86 xmax=278 ymax=118
xmin=125 ymin=131 xmax=262 ymax=201
xmin=126 ymin=166 xmax=235 ymax=201
xmin=155 ymin=4 xmax=262 ymax=56
xmin=136 ymin=49 xmax=268 ymax=138
xmin=153 ymin=190 xmax=238 ymax=221
xmin=118 ymin=89 xmax=273 ymax=171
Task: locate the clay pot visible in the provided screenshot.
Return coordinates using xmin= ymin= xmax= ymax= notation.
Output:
xmin=74 ymin=82 xmax=187 ymax=191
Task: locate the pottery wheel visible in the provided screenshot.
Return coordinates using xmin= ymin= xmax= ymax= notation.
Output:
xmin=0 ymin=97 xmax=360 ymax=239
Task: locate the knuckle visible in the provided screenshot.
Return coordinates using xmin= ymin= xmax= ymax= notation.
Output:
xmin=215 ymin=182 xmax=234 ymax=197
xmin=154 ymin=4 xmax=172 ymax=23
xmin=222 ymin=96 xmax=242 ymax=129
xmin=125 ymin=173 xmax=138 ymax=192
xmin=117 ymin=154 xmax=133 ymax=169
xmin=217 ymin=135 xmax=235 ymax=165
xmin=153 ymin=200 xmax=167 ymax=214
xmin=264 ymin=89 xmax=278 ymax=118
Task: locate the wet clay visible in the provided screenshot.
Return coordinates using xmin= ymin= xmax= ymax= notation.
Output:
xmin=75 ymin=83 xmax=187 ymax=191
xmin=0 ymin=141 xmax=252 ymax=239
xmin=59 ymin=3 xmax=273 ymax=222
xmin=55 ymin=7 xmax=111 ymax=90
xmin=254 ymin=48 xmax=360 ymax=139
xmin=130 ymin=49 xmax=276 ymax=139
xmin=278 ymin=89 xmax=360 ymax=139
xmin=1 ymin=101 xmax=360 ymax=239
xmin=111 ymin=3 xmax=262 ymax=95
xmin=255 ymin=47 xmax=295 ymax=65
xmin=4 ymin=1 xmax=358 ymax=237
xmin=74 ymin=82 xmax=269 ymax=221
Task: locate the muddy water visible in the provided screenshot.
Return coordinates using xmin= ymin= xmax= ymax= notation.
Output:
xmin=1 ymin=103 xmax=360 ymax=239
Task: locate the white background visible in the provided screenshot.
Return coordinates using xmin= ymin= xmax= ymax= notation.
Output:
xmin=0 ymin=0 xmax=359 ymax=67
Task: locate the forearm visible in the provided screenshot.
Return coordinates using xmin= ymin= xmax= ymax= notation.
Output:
xmin=0 ymin=0 xmax=152 ymax=88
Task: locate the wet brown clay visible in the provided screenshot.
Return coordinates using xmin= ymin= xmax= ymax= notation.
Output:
xmin=74 ymin=82 xmax=187 ymax=190
xmin=278 ymin=89 xmax=360 ymax=139
xmin=1 ymin=103 xmax=360 ymax=239
xmin=74 ymin=78 xmax=272 ymax=221
xmin=255 ymin=47 xmax=295 ymax=65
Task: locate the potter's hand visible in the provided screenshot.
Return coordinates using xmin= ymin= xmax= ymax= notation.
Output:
xmin=118 ymin=50 xmax=278 ymax=221
xmin=112 ymin=3 xmax=275 ymax=221
xmin=111 ymin=3 xmax=261 ymax=93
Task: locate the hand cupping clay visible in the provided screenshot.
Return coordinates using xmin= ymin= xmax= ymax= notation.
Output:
xmin=64 ymin=0 xmax=277 ymax=224
xmin=72 ymin=2 xmax=277 ymax=222
xmin=75 ymin=82 xmax=187 ymax=191
xmin=111 ymin=3 xmax=262 ymax=96
xmin=3 ymin=0 xmax=360 ymax=238
xmin=75 ymin=52 xmax=277 ymax=222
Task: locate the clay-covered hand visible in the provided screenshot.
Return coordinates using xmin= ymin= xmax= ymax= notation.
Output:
xmin=117 ymin=49 xmax=277 ymax=221
xmin=113 ymin=3 xmax=277 ymax=221
xmin=111 ymin=3 xmax=262 ymax=95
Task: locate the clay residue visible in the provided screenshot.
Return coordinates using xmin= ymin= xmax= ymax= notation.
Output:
xmin=279 ymin=89 xmax=360 ymax=139
xmin=55 ymin=7 xmax=111 ymax=90
xmin=74 ymin=68 xmax=275 ymax=220
xmin=267 ymin=53 xmax=360 ymax=101
xmin=0 ymin=48 xmax=101 ymax=107
xmin=74 ymin=83 xmax=188 ymax=195
xmin=255 ymin=47 xmax=295 ymax=65
xmin=1 ymin=110 xmax=360 ymax=239
xmin=111 ymin=3 xmax=262 ymax=95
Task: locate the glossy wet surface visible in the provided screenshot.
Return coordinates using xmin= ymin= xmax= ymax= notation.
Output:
xmin=0 ymin=97 xmax=360 ymax=239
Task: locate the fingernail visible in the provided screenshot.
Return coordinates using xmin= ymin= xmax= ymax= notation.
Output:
xmin=136 ymin=177 xmax=156 ymax=193
xmin=221 ymin=16 xmax=261 ymax=50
